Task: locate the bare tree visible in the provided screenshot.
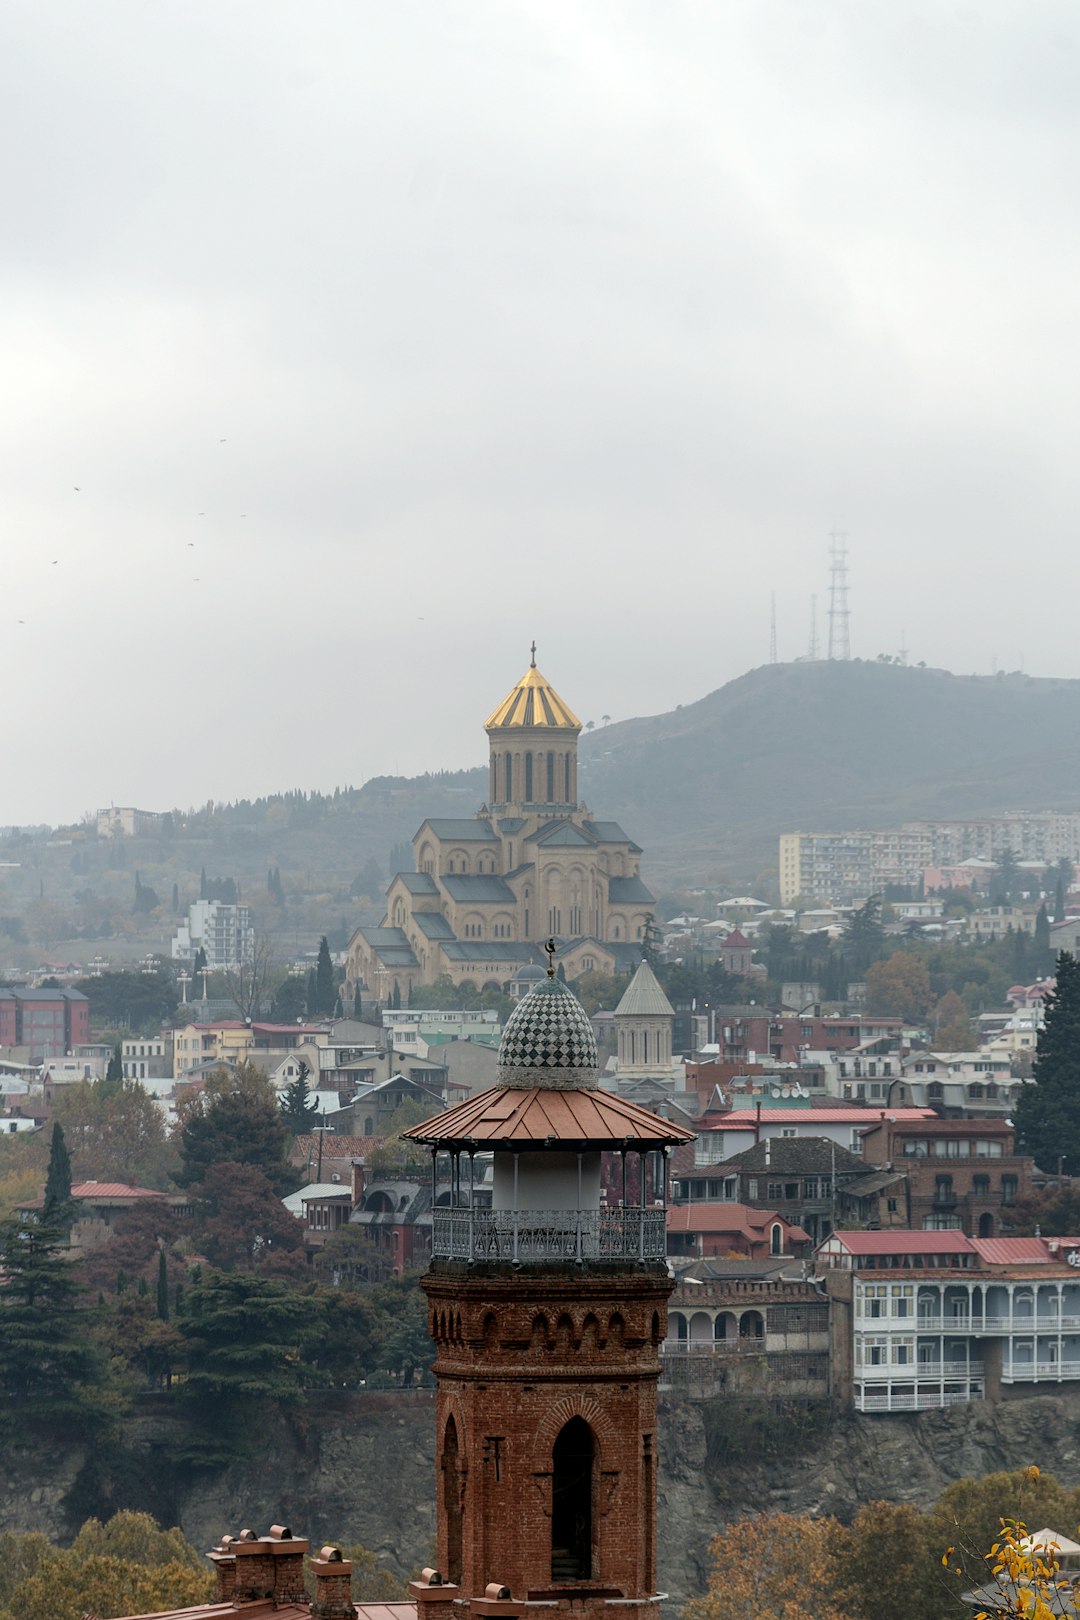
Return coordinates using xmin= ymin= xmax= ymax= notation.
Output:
xmin=222 ymin=932 xmax=279 ymax=1022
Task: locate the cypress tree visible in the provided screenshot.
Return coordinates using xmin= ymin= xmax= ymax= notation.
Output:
xmin=156 ymin=1249 xmax=170 ymax=1321
xmin=43 ymin=1122 xmax=74 ymax=1231
xmin=315 ymin=936 xmax=335 ymax=1015
xmin=306 ymin=968 xmax=318 ymax=1017
xmin=1035 ymin=904 xmax=1053 ymax=975
xmin=1015 ymin=951 xmax=1080 ymax=1171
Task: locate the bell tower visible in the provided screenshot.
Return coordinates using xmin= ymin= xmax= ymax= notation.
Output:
xmin=484 ymin=644 xmax=582 ymax=812
xmin=404 ymin=957 xmax=693 ymax=1620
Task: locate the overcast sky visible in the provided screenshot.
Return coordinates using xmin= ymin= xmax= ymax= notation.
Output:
xmin=4 ymin=1 xmax=1080 ymax=824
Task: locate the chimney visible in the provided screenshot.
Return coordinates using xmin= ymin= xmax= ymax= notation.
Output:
xmin=407 ymin=1567 xmax=461 ymax=1620
xmin=311 ymin=1547 xmax=355 ymax=1620
xmin=267 ymin=1525 xmax=309 ymax=1604
xmin=207 ymin=1536 xmax=236 ymax=1602
xmin=232 ymin=1530 xmax=275 ymax=1603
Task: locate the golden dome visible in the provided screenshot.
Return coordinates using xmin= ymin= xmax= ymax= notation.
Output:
xmin=485 ymin=651 xmax=581 ymax=732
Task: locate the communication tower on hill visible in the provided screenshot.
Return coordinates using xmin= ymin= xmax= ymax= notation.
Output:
xmin=827 ymin=532 xmax=851 ymax=660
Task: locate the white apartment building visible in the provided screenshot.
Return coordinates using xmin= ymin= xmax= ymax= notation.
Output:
xmin=122 ymin=1035 xmax=169 ymax=1081
xmin=780 ymin=812 xmax=1080 ymax=905
xmin=820 ymin=1230 xmax=1080 ymax=1413
xmin=171 ymin=900 xmax=254 ymax=969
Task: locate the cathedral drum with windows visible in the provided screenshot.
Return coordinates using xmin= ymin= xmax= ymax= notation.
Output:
xmin=404 ymin=965 xmax=694 ymax=1620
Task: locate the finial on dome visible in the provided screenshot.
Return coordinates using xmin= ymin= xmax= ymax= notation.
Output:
xmin=530 ymin=639 xmax=537 ymax=668
xmin=544 ymin=936 xmax=556 ymax=977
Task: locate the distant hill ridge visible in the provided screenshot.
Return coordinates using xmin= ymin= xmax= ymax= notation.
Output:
xmin=47 ymin=662 xmax=1080 ymax=896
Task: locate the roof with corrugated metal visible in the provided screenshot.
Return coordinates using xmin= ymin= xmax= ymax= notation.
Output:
xmin=971 ymin=1237 xmax=1058 ymax=1264
xmin=402 ymin=1084 xmax=696 ymax=1147
xmin=821 ymin=1230 xmax=974 ymax=1254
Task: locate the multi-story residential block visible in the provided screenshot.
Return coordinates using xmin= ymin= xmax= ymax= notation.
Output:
xmin=889 ymin=1052 xmax=1022 ymax=1119
xmin=95 ymin=806 xmax=162 ymax=838
xmin=780 ymin=812 xmax=1080 ymax=905
xmin=171 ymin=900 xmax=254 ymax=969
xmin=819 ymin=1230 xmax=1080 ymax=1413
xmin=858 ymin=1116 xmax=1033 ymax=1237
xmin=122 ymin=1035 xmax=171 ymax=1081
xmin=0 ymin=988 xmax=90 ymax=1063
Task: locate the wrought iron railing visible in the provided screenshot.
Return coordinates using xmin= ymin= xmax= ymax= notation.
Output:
xmin=431 ymin=1206 xmax=667 ymax=1264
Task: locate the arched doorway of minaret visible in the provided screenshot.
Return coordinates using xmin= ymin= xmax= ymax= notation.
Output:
xmin=552 ymin=1416 xmax=596 ymax=1582
xmin=441 ymin=1413 xmax=464 ymax=1584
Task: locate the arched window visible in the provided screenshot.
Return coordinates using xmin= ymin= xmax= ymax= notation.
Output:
xmin=770 ymin=1223 xmax=782 ymax=1255
xmin=505 ymin=752 xmax=513 ymax=801
xmin=547 ymin=751 xmax=555 ymax=801
xmin=552 ymin=1417 xmax=594 ymax=1582
xmin=525 ymin=752 xmax=533 ymax=802
xmin=565 ymin=754 xmax=571 ymax=801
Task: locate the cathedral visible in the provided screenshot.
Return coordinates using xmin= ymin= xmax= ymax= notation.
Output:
xmin=347 ymin=653 xmax=654 ymax=1000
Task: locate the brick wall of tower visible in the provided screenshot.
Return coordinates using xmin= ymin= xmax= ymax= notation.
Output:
xmin=422 ymin=1268 xmax=671 ymax=1619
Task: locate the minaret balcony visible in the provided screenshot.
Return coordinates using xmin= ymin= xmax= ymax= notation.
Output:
xmin=431 ymin=1204 xmax=667 ymax=1265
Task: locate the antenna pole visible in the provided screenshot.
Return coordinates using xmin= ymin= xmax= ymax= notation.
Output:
xmin=827 ymin=532 xmax=851 ymax=660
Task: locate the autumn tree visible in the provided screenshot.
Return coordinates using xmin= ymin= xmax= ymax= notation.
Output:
xmin=222 ymin=933 xmax=278 ymax=1022
xmin=1015 ymin=951 xmax=1080 ymax=1172
xmin=53 ymin=1076 xmax=176 ymax=1188
xmin=933 ymin=989 xmax=973 ymax=1049
xmin=864 ymin=951 xmax=934 ymax=1023
xmin=191 ymin=1162 xmax=304 ymax=1272
xmin=683 ymin=1511 xmax=853 ymax=1620
xmin=4 ymin=1512 xmax=212 ymax=1620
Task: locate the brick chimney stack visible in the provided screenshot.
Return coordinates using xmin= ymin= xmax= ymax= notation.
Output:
xmin=232 ymin=1530 xmax=275 ymax=1603
xmin=267 ymin=1525 xmax=310 ymax=1604
xmin=207 ymin=1536 xmax=236 ymax=1602
xmin=407 ymin=1567 xmax=461 ymax=1620
xmin=310 ymin=1547 xmax=354 ymax=1620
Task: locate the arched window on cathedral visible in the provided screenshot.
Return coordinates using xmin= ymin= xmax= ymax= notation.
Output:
xmin=565 ymin=753 xmax=571 ymax=801
xmin=525 ymin=752 xmax=533 ymax=802
xmin=505 ymin=752 xmax=513 ymax=801
xmin=547 ymin=751 xmax=555 ymax=801
xmin=552 ymin=1416 xmax=595 ymax=1582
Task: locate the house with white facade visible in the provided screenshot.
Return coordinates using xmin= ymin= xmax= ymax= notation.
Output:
xmin=818 ymin=1230 xmax=1080 ymax=1414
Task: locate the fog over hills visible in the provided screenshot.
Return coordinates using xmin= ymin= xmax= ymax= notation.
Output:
xmin=575 ymin=660 xmax=1080 ymax=885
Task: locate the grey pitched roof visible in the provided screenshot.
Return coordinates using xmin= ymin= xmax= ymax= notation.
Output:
xmin=583 ymin=820 xmax=641 ymax=852
xmin=412 ymin=912 xmax=457 ymax=940
xmin=358 ymin=927 xmax=419 ymax=968
xmin=503 ymin=862 xmax=535 ymax=881
xmin=497 ymin=818 xmax=527 ymax=833
xmin=441 ymin=874 xmax=517 ymax=903
xmin=419 ymin=818 xmax=498 ymax=841
xmin=614 ymin=959 xmax=674 ymax=1019
xmin=393 ymin=871 xmax=439 ymax=895
xmin=440 ymin=942 xmax=537 ymax=963
xmin=719 ymin=1136 xmax=867 ymax=1176
xmin=608 ymin=875 xmax=654 ymax=904
xmin=529 ymin=820 xmax=596 ymax=848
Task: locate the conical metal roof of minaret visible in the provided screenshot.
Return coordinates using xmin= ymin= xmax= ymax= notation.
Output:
xmin=484 ymin=646 xmax=581 ymax=732
xmin=614 ymin=958 xmax=674 ymax=1019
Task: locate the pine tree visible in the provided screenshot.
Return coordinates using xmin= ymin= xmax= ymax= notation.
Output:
xmin=0 ymin=1218 xmax=106 ymax=1434
xmin=315 ymin=936 xmax=335 ymax=1016
xmin=43 ymin=1122 xmax=74 ymax=1231
xmin=106 ymin=1043 xmax=124 ymax=1084
xmin=156 ymin=1249 xmax=170 ymax=1321
xmin=199 ymin=866 xmax=208 ymax=900
xmin=306 ymin=968 xmax=318 ymax=1016
xmin=1035 ymin=903 xmax=1053 ymax=975
xmin=1015 ymin=951 xmax=1080 ymax=1171
xmin=1056 ymin=874 xmax=1067 ymax=923
xmin=278 ymin=1063 xmax=320 ymax=1132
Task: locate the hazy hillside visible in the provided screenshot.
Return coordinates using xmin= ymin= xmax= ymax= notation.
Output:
xmin=578 ymin=660 xmax=1080 ymax=884
xmin=10 ymin=661 xmax=1080 ymax=964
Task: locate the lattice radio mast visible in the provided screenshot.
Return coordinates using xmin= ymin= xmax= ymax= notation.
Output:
xmin=769 ymin=592 xmax=778 ymax=664
xmin=827 ymin=532 xmax=851 ymax=660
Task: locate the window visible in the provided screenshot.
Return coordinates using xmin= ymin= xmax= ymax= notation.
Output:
xmin=892 ymin=1338 xmax=914 ymax=1365
xmin=973 ymin=1175 xmax=990 ymax=1195
xmin=887 ymin=1197 xmax=898 ymax=1214
xmin=862 ymin=1286 xmax=886 ymax=1319
xmin=781 ymin=1128 xmax=797 ymax=1139
xmin=1002 ymin=1175 xmax=1018 ymax=1205
xmin=747 ymin=1178 xmax=758 ymax=1199
xmin=891 ymin=1285 xmax=913 ymax=1317
xmin=767 ymin=1182 xmax=783 ymax=1200
xmin=552 ymin=1418 xmax=594 ymax=1581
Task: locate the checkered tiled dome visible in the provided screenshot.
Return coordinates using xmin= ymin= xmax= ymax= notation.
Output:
xmin=497 ymin=974 xmax=599 ymax=1090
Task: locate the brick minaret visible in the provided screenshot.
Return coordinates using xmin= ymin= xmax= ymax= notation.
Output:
xmin=404 ymin=959 xmax=694 ymax=1620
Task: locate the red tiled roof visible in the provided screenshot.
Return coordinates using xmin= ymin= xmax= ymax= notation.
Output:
xmin=703 ymin=1107 xmax=935 ymax=1128
xmin=823 ymin=1230 xmax=974 ymax=1254
xmin=667 ymin=1202 xmax=809 ymax=1242
xmin=290 ymin=1134 xmax=383 ymax=1159
xmin=722 ymin=928 xmax=752 ymax=948
xmin=73 ymin=1181 xmax=166 ymax=1199
xmin=403 ymin=1085 xmax=696 ymax=1147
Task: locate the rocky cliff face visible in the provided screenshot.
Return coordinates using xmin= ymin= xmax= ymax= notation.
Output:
xmin=6 ymin=1389 xmax=1080 ymax=1610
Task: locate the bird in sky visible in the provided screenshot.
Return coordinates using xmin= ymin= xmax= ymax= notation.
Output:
xmin=73 ymin=486 xmax=80 ymax=492
xmin=187 ymin=542 xmax=194 ymax=547
xmin=219 ymin=438 xmax=227 ymax=442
